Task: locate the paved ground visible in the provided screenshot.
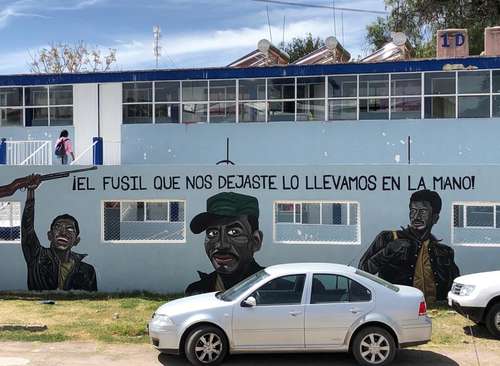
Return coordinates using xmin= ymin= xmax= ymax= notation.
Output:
xmin=0 ymin=341 xmax=498 ymax=366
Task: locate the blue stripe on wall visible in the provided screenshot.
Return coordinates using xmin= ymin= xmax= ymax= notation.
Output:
xmin=1 ymin=56 xmax=500 ymax=86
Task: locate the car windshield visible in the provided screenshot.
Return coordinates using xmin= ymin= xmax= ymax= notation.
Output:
xmin=355 ymin=269 xmax=400 ymax=292
xmin=219 ymin=270 xmax=270 ymax=302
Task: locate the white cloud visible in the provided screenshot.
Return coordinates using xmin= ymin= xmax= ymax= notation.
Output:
xmin=113 ymin=12 xmax=379 ymax=70
xmin=0 ymin=0 xmax=385 ymax=73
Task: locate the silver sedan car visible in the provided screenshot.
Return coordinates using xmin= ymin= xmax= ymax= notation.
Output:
xmin=149 ymin=263 xmax=431 ymax=366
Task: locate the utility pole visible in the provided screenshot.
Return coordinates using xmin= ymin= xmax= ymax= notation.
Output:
xmin=153 ymin=25 xmax=161 ymax=69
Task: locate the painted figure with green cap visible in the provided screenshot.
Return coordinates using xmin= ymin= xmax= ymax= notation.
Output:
xmin=185 ymin=192 xmax=264 ymax=295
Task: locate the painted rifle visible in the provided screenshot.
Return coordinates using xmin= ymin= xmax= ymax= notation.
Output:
xmin=0 ymin=166 xmax=98 ymax=198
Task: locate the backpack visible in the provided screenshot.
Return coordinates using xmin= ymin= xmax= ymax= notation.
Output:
xmin=55 ymin=139 xmax=66 ymax=157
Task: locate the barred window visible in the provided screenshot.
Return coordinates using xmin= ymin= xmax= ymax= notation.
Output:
xmin=274 ymin=201 xmax=360 ymax=244
xmin=103 ymin=200 xmax=185 ymax=243
xmin=452 ymin=202 xmax=500 ymax=246
xmin=0 ymin=202 xmax=20 ymax=243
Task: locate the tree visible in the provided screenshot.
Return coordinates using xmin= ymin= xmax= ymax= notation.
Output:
xmin=281 ymin=33 xmax=325 ymax=63
xmin=365 ymin=0 xmax=500 ymax=57
xmin=29 ymin=41 xmax=117 ymax=73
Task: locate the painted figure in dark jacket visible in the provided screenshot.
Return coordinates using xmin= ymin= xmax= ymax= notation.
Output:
xmin=359 ymin=189 xmax=459 ymax=302
xmin=185 ymin=192 xmax=263 ymax=295
xmin=21 ymin=175 xmax=97 ymax=291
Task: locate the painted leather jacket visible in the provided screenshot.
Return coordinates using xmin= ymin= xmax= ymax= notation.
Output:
xmin=21 ymin=197 xmax=97 ymax=291
xmin=185 ymin=260 xmax=263 ymax=296
xmin=358 ymin=227 xmax=459 ymax=301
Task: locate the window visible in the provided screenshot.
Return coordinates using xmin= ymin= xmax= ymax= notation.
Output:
xmin=310 ymin=274 xmax=371 ymax=304
xmin=424 ymin=72 xmax=456 ymax=119
xmin=0 ymin=202 xmax=20 ymax=243
xmin=182 ymin=81 xmax=208 ymax=123
xmin=390 ymin=73 xmax=421 ymax=119
xmin=457 ymin=71 xmax=490 ymax=118
xmin=268 ymin=78 xmax=295 ymax=122
xmin=103 ymin=200 xmax=185 ymax=242
xmin=458 ymin=71 xmax=490 ymax=94
xmin=209 ymin=80 xmax=236 ymax=123
xmin=328 ymin=75 xmax=357 ymax=121
xmin=123 ymin=83 xmax=153 ymax=124
xmin=425 ymin=72 xmax=455 ymax=95
xmin=239 ymin=79 xmax=266 ymax=123
xmin=274 ymin=201 xmax=360 ymax=244
xmin=23 ymin=85 xmax=73 ymax=126
xmin=452 ymin=202 xmax=500 ymax=246
xmin=155 ymin=81 xmax=180 ymax=123
xmin=252 ymin=274 xmax=305 ymax=305
xmin=296 ymin=77 xmax=325 ymax=121
xmin=359 ymin=74 xmax=389 ymax=120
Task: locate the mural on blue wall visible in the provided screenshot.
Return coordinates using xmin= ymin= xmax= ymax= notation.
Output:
xmin=359 ymin=189 xmax=460 ymax=303
xmin=0 ymin=167 xmax=98 ymax=291
xmin=185 ymin=192 xmax=263 ymax=295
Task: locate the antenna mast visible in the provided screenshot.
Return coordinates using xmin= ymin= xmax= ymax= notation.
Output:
xmin=153 ymin=25 xmax=162 ymax=69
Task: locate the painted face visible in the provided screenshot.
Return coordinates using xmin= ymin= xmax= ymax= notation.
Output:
xmin=48 ymin=218 xmax=79 ymax=252
xmin=409 ymin=201 xmax=434 ymax=233
xmin=204 ymin=216 xmax=260 ymax=275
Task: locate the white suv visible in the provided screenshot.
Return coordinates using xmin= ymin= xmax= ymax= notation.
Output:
xmin=448 ymin=271 xmax=500 ymax=338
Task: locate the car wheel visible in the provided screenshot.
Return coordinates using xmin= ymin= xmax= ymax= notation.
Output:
xmin=352 ymin=326 xmax=396 ymax=366
xmin=185 ymin=325 xmax=228 ymax=366
xmin=485 ymin=303 xmax=500 ymax=338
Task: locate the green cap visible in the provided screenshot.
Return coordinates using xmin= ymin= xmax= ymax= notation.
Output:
xmin=190 ymin=192 xmax=259 ymax=234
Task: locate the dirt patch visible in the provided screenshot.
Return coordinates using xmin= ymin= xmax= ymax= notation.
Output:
xmin=0 ymin=341 xmax=499 ymax=366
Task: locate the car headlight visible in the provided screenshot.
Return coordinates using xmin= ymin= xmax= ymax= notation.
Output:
xmin=459 ymin=285 xmax=476 ymax=296
xmin=150 ymin=314 xmax=175 ymax=330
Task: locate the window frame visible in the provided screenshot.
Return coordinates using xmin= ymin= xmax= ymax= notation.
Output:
xmin=273 ymin=200 xmax=361 ymax=245
xmin=451 ymin=201 xmax=500 ymax=247
xmin=118 ymin=69 xmax=500 ymax=125
xmin=0 ymin=84 xmax=74 ymax=127
xmin=0 ymin=201 xmax=21 ymax=244
xmin=101 ymin=199 xmax=186 ymax=244
xmin=309 ymin=273 xmax=372 ymax=304
xmin=250 ymin=273 xmax=307 ymax=306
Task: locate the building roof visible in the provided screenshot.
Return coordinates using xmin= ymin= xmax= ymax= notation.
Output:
xmin=227 ymin=44 xmax=289 ymax=68
xmin=293 ymin=44 xmax=351 ymax=65
xmin=360 ymin=41 xmax=414 ymax=63
xmin=1 ymin=56 xmax=499 ymax=86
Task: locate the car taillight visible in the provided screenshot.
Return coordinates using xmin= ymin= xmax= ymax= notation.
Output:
xmin=418 ymin=300 xmax=427 ymax=316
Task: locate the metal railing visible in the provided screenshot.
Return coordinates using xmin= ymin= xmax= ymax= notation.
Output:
xmin=6 ymin=140 xmax=52 ymax=165
xmin=71 ymin=139 xmax=99 ymax=165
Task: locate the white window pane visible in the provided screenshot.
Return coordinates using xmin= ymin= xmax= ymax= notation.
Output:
xmin=121 ymin=202 xmax=144 ymax=221
xmin=467 ymin=206 xmax=493 ymax=227
xmin=146 ymin=202 xmax=168 ymax=221
xmin=302 ymin=203 xmax=320 ymax=224
xmin=276 ymin=203 xmax=294 ymax=223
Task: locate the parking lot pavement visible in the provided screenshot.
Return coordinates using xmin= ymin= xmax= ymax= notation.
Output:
xmin=0 ymin=342 xmax=499 ymax=366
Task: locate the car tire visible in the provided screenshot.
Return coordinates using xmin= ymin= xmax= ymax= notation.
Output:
xmin=352 ymin=326 xmax=397 ymax=366
xmin=185 ymin=325 xmax=228 ymax=366
xmin=485 ymin=303 xmax=500 ymax=338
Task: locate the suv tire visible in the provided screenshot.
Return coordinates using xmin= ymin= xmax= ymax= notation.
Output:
xmin=185 ymin=325 xmax=228 ymax=366
xmin=352 ymin=326 xmax=397 ymax=366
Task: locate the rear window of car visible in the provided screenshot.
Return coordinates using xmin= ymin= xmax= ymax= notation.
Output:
xmin=355 ymin=269 xmax=400 ymax=292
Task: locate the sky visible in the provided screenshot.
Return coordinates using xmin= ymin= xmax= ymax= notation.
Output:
xmin=0 ymin=0 xmax=387 ymax=74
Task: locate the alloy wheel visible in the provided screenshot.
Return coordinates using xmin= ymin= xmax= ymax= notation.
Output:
xmin=194 ymin=332 xmax=223 ymax=363
xmin=359 ymin=332 xmax=391 ymax=364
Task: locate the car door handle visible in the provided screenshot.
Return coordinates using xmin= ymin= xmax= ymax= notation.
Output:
xmin=289 ymin=311 xmax=302 ymax=316
xmin=350 ymin=308 xmax=361 ymax=314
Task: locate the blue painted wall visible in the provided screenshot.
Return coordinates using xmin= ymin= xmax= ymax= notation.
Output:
xmin=0 ymin=164 xmax=498 ymax=293
xmin=121 ymin=118 xmax=500 ymax=165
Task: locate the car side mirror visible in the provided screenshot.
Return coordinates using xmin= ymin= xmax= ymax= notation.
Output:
xmin=241 ymin=296 xmax=256 ymax=308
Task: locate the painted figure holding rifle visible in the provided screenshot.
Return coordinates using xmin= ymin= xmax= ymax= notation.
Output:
xmin=0 ymin=167 xmax=98 ymax=291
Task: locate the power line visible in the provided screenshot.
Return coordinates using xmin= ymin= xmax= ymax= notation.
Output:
xmin=251 ymin=0 xmax=387 ymax=15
